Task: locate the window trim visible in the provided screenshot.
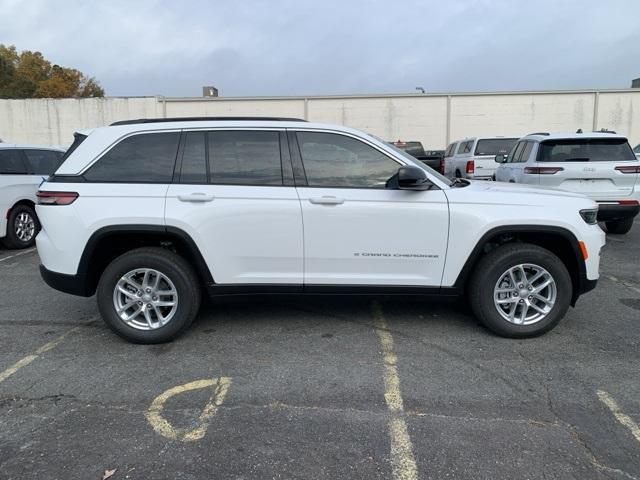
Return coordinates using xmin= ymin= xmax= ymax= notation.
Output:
xmin=290 ymin=129 xmax=407 ymax=190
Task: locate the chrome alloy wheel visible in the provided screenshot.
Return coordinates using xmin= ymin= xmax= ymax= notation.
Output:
xmin=113 ymin=268 xmax=178 ymax=330
xmin=493 ymin=263 xmax=557 ymax=325
xmin=15 ymin=212 xmax=35 ymax=242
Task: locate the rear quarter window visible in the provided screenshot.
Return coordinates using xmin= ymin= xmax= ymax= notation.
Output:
xmin=84 ymin=132 xmax=180 ymax=183
xmin=23 ymin=149 xmax=63 ymax=175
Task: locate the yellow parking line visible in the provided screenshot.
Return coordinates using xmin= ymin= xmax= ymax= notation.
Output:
xmin=372 ymin=301 xmax=418 ymax=480
xmin=597 ymin=390 xmax=640 ymax=444
xmin=0 ymin=326 xmax=80 ymax=384
xmin=145 ymin=377 xmax=231 ymax=442
xmin=0 ymin=247 xmax=36 ymax=264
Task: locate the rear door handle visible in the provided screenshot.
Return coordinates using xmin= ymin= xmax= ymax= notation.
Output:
xmin=309 ymin=196 xmax=345 ymax=205
xmin=177 ymin=193 xmax=215 ymax=202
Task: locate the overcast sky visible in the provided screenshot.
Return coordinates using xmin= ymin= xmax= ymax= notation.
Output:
xmin=1 ymin=0 xmax=639 ymax=97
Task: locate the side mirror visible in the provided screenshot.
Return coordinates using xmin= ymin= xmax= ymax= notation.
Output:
xmin=495 ymin=154 xmax=507 ymax=163
xmin=397 ymin=166 xmax=432 ymax=191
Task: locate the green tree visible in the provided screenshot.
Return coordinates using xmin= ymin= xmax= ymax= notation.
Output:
xmin=0 ymin=44 xmax=104 ymax=99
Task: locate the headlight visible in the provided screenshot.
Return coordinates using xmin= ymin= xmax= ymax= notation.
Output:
xmin=579 ymin=208 xmax=598 ymax=225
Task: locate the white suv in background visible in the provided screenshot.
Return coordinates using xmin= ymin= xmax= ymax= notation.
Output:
xmin=495 ymin=132 xmax=640 ymax=234
xmin=444 ymin=136 xmax=518 ymax=180
xmin=36 ymin=118 xmax=604 ymax=343
xmin=0 ymin=144 xmax=65 ymax=249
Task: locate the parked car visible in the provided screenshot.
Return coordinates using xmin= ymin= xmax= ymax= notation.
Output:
xmin=442 ymin=140 xmax=460 ymax=177
xmin=37 ymin=117 xmax=603 ymax=343
xmin=0 ymin=143 xmax=65 ymax=249
xmin=389 ymin=140 xmax=443 ymax=172
xmin=443 ymin=137 xmax=518 ymax=180
xmin=495 ymin=132 xmax=640 ymax=234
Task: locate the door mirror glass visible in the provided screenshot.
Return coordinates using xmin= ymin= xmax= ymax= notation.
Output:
xmin=395 ymin=166 xmax=432 ymax=190
xmin=495 ymin=154 xmax=507 ymax=164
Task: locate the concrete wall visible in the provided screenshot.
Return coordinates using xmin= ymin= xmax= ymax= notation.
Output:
xmin=1 ymin=89 xmax=639 ymax=149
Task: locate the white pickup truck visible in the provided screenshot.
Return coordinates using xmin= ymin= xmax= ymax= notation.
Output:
xmin=444 ymin=137 xmax=518 ymax=180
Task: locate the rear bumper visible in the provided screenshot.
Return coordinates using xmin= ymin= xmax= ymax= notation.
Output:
xmin=39 ymin=264 xmax=92 ymax=297
xmin=596 ymin=203 xmax=640 ymax=222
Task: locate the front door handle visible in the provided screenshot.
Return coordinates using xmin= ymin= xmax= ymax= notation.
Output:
xmin=177 ymin=193 xmax=215 ymax=202
xmin=309 ymin=196 xmax=345 ymax=205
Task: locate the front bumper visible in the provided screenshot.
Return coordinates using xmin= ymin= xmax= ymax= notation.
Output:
xmin=39 ymin=264 xmax=92 ymax=297
xmin=596 ymin=203 xmax=640 ymax=222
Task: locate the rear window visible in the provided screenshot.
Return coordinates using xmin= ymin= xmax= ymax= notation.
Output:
xmin=475 ymin=138 xmax=517 ymax=156
xmin=23 ymin=149 xmax=63 ymax=175
xmin=537 ymin=138 xmax=636 ymax=162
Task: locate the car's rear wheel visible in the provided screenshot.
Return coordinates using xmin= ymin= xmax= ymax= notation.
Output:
xmin=97 ymin=247 xmax=201 ymax=343
xmin=603 ymin=218 xmax=634 ymax=235
xmin=1 ymin=204 xmax=40 ymax=249
xmin=468 ymin=243 xmax=571 ymax=338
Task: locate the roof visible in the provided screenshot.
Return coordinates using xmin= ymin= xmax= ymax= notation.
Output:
xmin=110 ymin=116 xmax=307 ymax=126
xmin=524 ymin=131 xmax=628 ymax=142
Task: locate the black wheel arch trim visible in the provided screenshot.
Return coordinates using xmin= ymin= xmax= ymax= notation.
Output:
xmin=72 ymin=224 xmax=214 ymax=296
xmin=452 ymin=224 xmax=592 ymax=306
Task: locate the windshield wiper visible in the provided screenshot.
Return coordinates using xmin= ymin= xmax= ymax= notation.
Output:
xmin=562 ymin=157 xmax=590 ymax=162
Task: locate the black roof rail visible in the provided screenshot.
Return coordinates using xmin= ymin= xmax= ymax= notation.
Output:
xmin=527 ymin=132 xmax=549 ymax=136
xmin=594 ymin=128 xmax=617 ymax=134
xmin=110 ymin=117 xmax=307 ymax=126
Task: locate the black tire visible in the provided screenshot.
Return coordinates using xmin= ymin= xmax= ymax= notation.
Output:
xmin=468 ymin=243 xmax=572 ymax=338
xmin=96 ymin=247 xmax=201 ymax=344
xmin=604 ymin=218 xmax=634 ymax=235
xmin=1 ymin=204 xmax=40 ymax=249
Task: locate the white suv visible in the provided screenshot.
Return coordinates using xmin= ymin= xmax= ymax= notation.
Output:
xmin=36 ymin=118 xmax=604 ymax=343
xmin=495 ymin=132 xmax=640 ymax=234
xmin=0 ymin=144 xmax=65 ymax=249
xmin=443 ymin=136 xmax=518 ymax=180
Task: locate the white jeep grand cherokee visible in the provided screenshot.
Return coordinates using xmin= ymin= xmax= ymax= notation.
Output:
xmin=36 ymin=118 xmax=605 ymax=343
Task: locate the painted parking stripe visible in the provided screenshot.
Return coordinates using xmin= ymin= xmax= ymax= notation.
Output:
xmin=145 ymin=377 xmax=231 ymax=442
xmin=0 ymin=326 xmax=81 ymax=384
xmin=606 ymin=275 xmax=640 ymax=295
xmin=0 ymin=247 xmax=36 ymax=264
xmin=372 ymin=301 xmax=418 ymax=480
xmin=597 ymin=390 xmax=640 ymax=444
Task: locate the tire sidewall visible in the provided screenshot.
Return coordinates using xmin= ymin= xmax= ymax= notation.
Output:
xmin=475 ymin=248 xmax=571 ymax=337
xmin=97 ymin=251 xmax=197 ymax=343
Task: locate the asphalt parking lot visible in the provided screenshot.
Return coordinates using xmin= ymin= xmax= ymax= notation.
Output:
xmin=0 ymin=224 xmax=639 ymax=480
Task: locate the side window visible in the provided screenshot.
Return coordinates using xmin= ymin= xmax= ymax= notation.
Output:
xmin=0 ymin=149 xmax=27 ymax=174
xmin=208 ymin=130 xmax=282 ymax=185
xmin=180 ymin=132 xmax=207 ymax=183
xmin=85 ymin=132 xmax=180 ymax=183
xmin=23 ymin=149 xmax=61 ymax=175
xmin=296 ymin=132 xmax=400 ymax=188
xmin=458 ymin=141 xmax=472 ymax=155
xmin=445 ymin=142 xmax=456 ymax=157
xmin=509 ymin=142 xmax=526 ymax=163
xmin=519 ymin=142 xmax=534 ymax=163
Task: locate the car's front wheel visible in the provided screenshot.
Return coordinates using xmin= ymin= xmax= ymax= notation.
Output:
xmin=468 ymin=243 xmax=571 ymax=338
xmin=96 ymin=247 xmax=201 ymax=343
xmin=603 ymin=217 xmax=634 ymax=235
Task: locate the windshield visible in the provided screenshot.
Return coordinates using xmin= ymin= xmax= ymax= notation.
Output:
xmin=377 ymin=136 xmax=452 ymax=186
xmin=537 ymin=138 xmax=636 ymax=162
xmin=475 ymin=138 xmax=517 ymax=156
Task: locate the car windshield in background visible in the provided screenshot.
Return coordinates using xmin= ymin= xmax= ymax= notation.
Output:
xmin=474 ymin=138 xmax=517 ymax=156
xmin=537 ymin=138 xmax=637 ymax=162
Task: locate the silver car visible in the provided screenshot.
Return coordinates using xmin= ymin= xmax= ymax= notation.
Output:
xmin=495 ymin=132 xmax=640 ymax=234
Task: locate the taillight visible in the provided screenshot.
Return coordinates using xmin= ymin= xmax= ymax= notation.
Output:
xmin=617 ymin=200 xmax=640 ymax=206
xmin=524 ymin=166 xmax=564 ymax=174
xmin=615 ymin=165 xmax=640 ymax=174
xmin=439 ymin=158 xmax=445 ymax=174
xmin=36 ymin=191 xmax=79 ymax=205
xmin=466 ymin=160 xmax=474 ymax=174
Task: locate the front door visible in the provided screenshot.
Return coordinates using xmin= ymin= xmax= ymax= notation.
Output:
xmin=290 ymin=130 xmax=449 ymax=287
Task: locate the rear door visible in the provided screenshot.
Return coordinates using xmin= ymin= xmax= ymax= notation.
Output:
xmin=165 ymin=129 xmax=303 ymax=285
xmin=0 ymin=149 xmax=37 ymax=214
xmin=291 ymin=130 xmax=449 ymax=287
xmin=535 ymin=137 xmax=639 ymax=199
